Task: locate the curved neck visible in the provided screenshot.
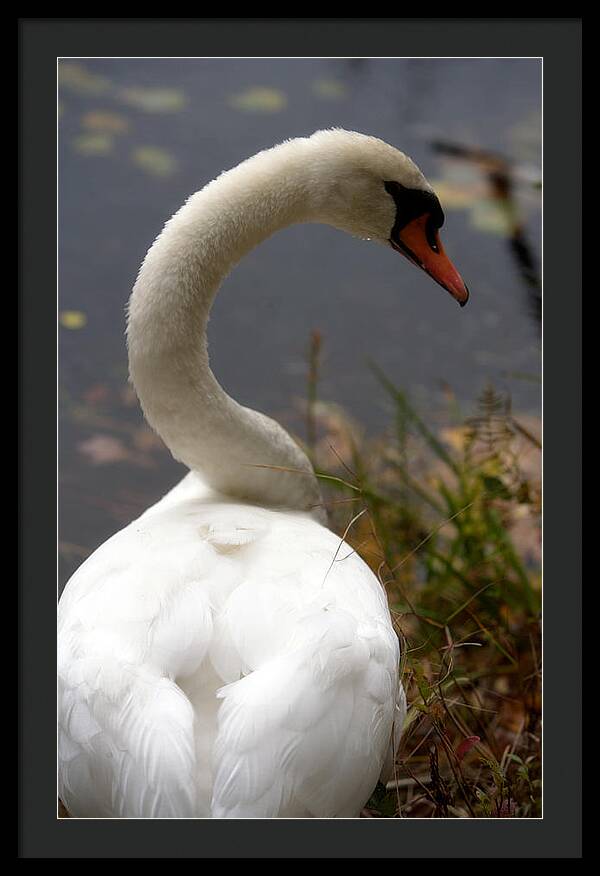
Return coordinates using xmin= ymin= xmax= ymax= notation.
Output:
xmin=127 ymin=138 xmax=325 ymax=516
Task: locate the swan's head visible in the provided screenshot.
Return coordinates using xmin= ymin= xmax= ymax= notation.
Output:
xmin=306 ymin=129 xmax=469 ymax=306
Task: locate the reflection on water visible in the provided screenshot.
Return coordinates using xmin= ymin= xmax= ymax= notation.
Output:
xmin=431 ymin=138 xmax=541 ymax=326
xmin=58 ymin=58 xmax=541 ymax=591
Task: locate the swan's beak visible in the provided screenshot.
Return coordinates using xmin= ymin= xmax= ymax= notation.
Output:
xmin=391 ymin=215 xmax=470 ymax=307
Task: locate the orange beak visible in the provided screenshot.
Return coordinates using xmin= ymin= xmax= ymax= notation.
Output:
xmin=391 ymin=214 xmax=469 ymax=307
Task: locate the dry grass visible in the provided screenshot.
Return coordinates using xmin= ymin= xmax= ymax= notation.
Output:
xmin=301 ymin=336 xmax=541 ymax=818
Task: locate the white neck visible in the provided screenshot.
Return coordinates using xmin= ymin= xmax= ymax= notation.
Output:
xmin=127 ymin=137 xmax=326 ymax=515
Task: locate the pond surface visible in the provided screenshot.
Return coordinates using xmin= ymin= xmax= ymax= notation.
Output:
xmin=58 ymin=58 xmax=542 ymax=591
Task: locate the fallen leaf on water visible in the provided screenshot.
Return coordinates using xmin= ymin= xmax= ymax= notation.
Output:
xmin=229 ymin=87 xmax=287 ymax=113
xmin=118 ymin=87 xmax=186 ymax=112
xmin=73 ymin=132 xmax=114 ymax=156
xmin=78 ymin=433 xmax=156 ymax=468
xmin=131 ymin=146 xmax=177 ymax=177
xmin=429 ymin=177 xmax=519 ymax=238
xmin=60 ymin=310 xmax=87 ymax=330
xmin=312 ymin=78 xmax=347 ymax=99
xmin=78 ymin=434 xmax=131 ymax=465
xmin=58 ymin=63 xmax=111 ymax=96
xmin=81 ymin=111 xmax=129 ymax=134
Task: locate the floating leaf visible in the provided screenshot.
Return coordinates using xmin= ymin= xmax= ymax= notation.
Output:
xmin=431 ymin=171 xmax=524 ymax=238
xmin=229 ymin=87 xmax=287 ymax=113
xmin=131 ymin=146 xmax=177 ymax=177
xmin=73 ymin=132 xmax=113 ymax=156
xmin=78 ymin=434 xmax=130 ymax=465
xmin=60 ymin=310 xmax=87 ymax=330
xmin=118 ymin=87 xmax=186 ymax=112
xmin=312 ymin=78 xmax=347 ymax=99
xmin=81 ymin=111 xmax=129 ymax=134
xmin=58 ymin=63 xmax=111 ymax=96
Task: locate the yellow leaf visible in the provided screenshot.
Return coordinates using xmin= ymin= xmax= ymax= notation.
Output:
xmin=81 ymin=111 xmax=129 ymax=134
xmin=118 ymin=87 xmax=186 ymax=112
xmin=73 ymin=133 xmax=113 ymax=156
xmin=131 ymin=146 xmax=177 ymax=177
xmin=60 ymin=311 xmax=87 ymax=330
xmin=229 ymin=87 xmax=287 ymax=113
xmin=58 ymin=63 xmax=111 ymax=96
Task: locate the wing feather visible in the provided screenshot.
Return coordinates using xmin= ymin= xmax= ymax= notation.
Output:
xmin=211 ymin=607 xmax=398 ymax=817
xmin=59 ymin=662 xmax=199 ymax=817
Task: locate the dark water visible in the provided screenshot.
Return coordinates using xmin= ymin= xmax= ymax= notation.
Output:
xmin=58 ymin=58 xmax=542 ymax=591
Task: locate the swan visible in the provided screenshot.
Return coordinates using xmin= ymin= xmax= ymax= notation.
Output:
xmin=58 ymin=129 xmax=468 ymax=819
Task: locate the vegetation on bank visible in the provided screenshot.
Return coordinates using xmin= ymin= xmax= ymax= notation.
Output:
xmin=303 ymin=332 xmax=542 ymax=818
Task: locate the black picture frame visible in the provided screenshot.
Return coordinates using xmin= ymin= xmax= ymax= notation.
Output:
xmin=19 ymin=17 xmax=582 ymax=859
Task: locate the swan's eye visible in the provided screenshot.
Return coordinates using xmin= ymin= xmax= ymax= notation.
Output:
xmin=426 ymin=216 xmax=440 ymax=253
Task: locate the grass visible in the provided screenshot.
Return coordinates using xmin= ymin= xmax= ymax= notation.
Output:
xmin=302 ymin=331 xmax=541 ymax=819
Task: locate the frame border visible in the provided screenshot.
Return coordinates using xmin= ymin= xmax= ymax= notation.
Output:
xmin=19 ymin=17 xmax=581 ymax=859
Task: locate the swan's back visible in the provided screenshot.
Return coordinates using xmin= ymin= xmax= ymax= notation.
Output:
xmin=58 ymin=473 xmax=404 ymax=818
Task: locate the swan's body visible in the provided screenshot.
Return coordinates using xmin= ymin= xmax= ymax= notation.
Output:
xmin=58 ymin=130 xmax=467 ymax=818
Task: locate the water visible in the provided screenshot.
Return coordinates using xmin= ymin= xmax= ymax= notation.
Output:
xmin=58 ymin=58 xmax=542 ymax=590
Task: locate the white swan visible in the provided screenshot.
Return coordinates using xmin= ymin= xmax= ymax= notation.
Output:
xmin=58 ymin=129 xmax=468 ymax=819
